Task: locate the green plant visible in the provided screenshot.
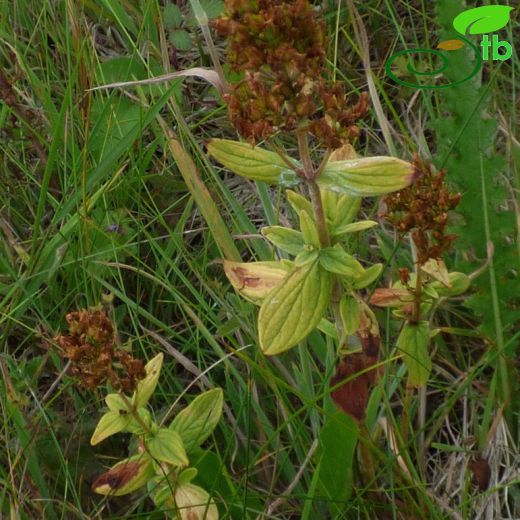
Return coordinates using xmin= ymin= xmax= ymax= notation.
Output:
xmin=209 ymin=0 xmax=470 ymax=401
xmin=54 ymin=308 xmax=223 ymax=519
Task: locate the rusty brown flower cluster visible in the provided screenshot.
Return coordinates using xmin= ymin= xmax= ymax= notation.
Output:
xmin=383 ymin=158 xmax=461 ymax=264
xmin=54 ymin=309 xmax=145 ymax=391
xmin=213 ymin=0 xmax=368 ymax=148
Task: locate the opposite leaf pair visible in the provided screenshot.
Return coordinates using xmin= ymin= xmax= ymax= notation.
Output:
xmin=91 ymin=353 xmax=223 ymax=520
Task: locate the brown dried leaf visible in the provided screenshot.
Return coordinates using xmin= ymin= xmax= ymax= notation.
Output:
xmin=470 ymin=456 xmax=491 ymax=491
xmin=92 ymin=455 xmax=153 ymax=496
xmin=369 ymin=288 xmax=413 ymax=307
xmin=330 ymin=353 xmax=379 ymax=422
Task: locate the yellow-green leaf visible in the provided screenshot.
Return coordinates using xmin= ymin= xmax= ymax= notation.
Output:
xmin=319 ymin=244 xmax=364 ymax=278
xmin=339 ymin=295 xmax=361 ymax=335
xmin=105 ymin=393 xmax=129 ymax=413
xmin=92 ymin=454 xmax=154 ymax=496
xmin=332 ymin=220 xmax=378 ymax=237
xmin=169 ymin=388 xmax=224 ymax=452
xmin=147 ymin=428 xmax=189 ymax=466
xmin=261 ymin=226 xmax=304 ymax=255
xmin=223 ymin=260 xmax=292 ymax=302
xmin=397 ymin=321 xmax=431 ymax=388
xmin=299 ymin=210 xmax=320 ymax=248
xmin=321 ymin=190 xmax=361 ymax=230
xmin=133 ymin=353 xmax=163 ymax=407
xmin=353 ymin=263 xmax=383 ymax=289
xmin=207 ymin=139 xmax=298 ymax=184
xmin=319 ymin=156 xmax=415 ymax=196
xmin=286 ymin=189 xmax=313 ymax=215
xmin=91 ymin=410 xmax=131 ymax=446
xmin=258 ymin=260 xmax=332 ymax=355
xmin=429 ymin=272 xmax=470 ymax=297
xmin=174 ymin=483 xmax=219 ymax=520
xmin=421 ymin=258 xmax=451 ymax=287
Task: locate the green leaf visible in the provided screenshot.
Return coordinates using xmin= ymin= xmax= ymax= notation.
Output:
xmin=258 ymin=260 xmax=332 ymax=355
xmin=199 ymin=0 xmax=224 ymax=18
xmin=294 ymin=248 xmax=319 ymax=267
xmin=223 ymin=259 xmax=292 ymax=302
xmin=207 ymin=139 xmax=299 ymax=184
xmin=332 ymin=220 xmax=378 ymax=237
xmin=92 ymin=454 xmax=154 ymax=496
xmin=178 ymin=467 xmax=199 ymax=485
xmin=453 ymin=5 xmax=513 ymax=35
xmin=321 ymin=190 xmax=360 ymax=229
xmin=353 ymin=263 xmax=383 ymax=289
xmin=429 ymin=272 xmax=470 ymax=297
xmin=170 ymin=388 xmax=224 ymax=452
xmin=319 ymin=244 xmax=364 ymax=278
xmin=261 ymin=226 xmax=304 ymax=255
xmin=316 ymin=411 xmax=357 ymax=515
xmin=299 ymin=210 xmax=320 ymax=248
xmin=133 ymin=353 xmax=163 ymax=408
xmin=147 ymin=428 xmax=189 ymax=466
xmin=170 ymin=29 xmax=192 ymax=51
xmin=340 ymin=295 xmax=361 ymax=335
xmin=90 ymin=411 xmax=130 ymax=446
xmin=164 ymin=4 xmax=183 ymax=28
xmin=105 ymin=393 xmax=129 ymax=413
xmin=319 ymin=156 xmax=415 ymax=197
xmin=397 ymin=321 xmax=432 ymax=388
xmin=126 ymin=408 xmax=154 ymax=435
xmin=286 ymin=189 xmax=313 ymax=216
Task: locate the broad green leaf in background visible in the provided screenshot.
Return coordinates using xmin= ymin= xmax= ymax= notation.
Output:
xmin=164 ymin=3 xmax=183 ymax=28
xmin=133 ymin=353 xmax=163 ymax=407
xmin=170 ymin=29 xmax=192 ymax=50
xmin=319 ymin=156 xmax=415 ymax=196
xmin=169 ymin=388 xmax=224 ymax=453
xmin=90 ymin=411 xmax=131 ymax=446
xmin=453 ymin=5 xmax=513 ymax=35
xmin=316 ymin=411 xmax=357 ymax=515
xmin=223 ymin=260 xmax=292 ymax=302
xmin=397 ymin=321 xmax=432 ymax=388
xmin=92 ymin=454 xmax=154 ymax=496
xmin=261 ymin=226 xmax=305 ymax=255
xmin=207 ymin=139 xmax=299 ymax=184
xmin=147 ymin=428 xmax=189 ymax=466
xmin=258 ymin=260 xmax=332 ymax=355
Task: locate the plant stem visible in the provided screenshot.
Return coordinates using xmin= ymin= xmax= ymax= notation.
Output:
xmin=297 ymin=132 xmax=330 ymax=248
xmin=307 ymin=180 xmax=330 ymax=248
xmin=411 ymin=267 xmax=422 ymax=324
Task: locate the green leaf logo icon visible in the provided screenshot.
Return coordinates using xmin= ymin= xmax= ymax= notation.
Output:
xmin=453 ymin=5 xmax=513 ymax=35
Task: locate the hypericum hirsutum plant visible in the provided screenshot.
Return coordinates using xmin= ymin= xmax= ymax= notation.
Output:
xmin=54 ymin=309 xmax=223 ymax=520
xmin=208 ymin=0 xmax=469 ymax=419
